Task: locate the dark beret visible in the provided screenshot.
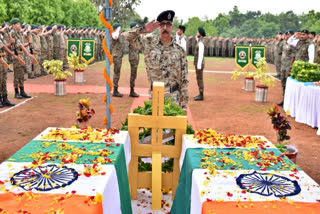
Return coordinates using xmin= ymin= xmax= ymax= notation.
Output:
xmin=21 ymin=24 xmax=25 ymax=29
xmin=113 ymin=23 xmax=121 ymax=29
xmin=157 ymin=10 xmax=175 ymax=22
xmin=198 ymin=27 xmax=206 ymax=37
xmin=10 ymin=18 xmax=20 ymax=25
xmin=301 ymin=29 xmax=309 ymax=34
xmin=287 ymin=29 xmax=295 ymax=35
xmin=1 ymin=22 xmax=6 ymax=28
xmin=46 ymin=26 xmax=52 ymax=31
xmin=276 ymin=32 xmax=282 ymax=35
xmin=178 ymin=25 xmax=186 ymax=33
xmin=31 ymin=25 xmax=39 ymax=30
xmin=57 ymin=25 xmax=63 ymax=29
xmin=130 ymin=21 xmax=137 ymax=28
xmin=310 ymin=31 xmax=316 ymax=36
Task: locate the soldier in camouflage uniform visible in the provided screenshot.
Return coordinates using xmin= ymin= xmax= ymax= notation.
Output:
xmin=31 ymin=25 xmax=41 ymax=77
xmin=215 ymin=37 xmax=220 ymax=57
xmin=124 ymin=10 xmax=188 ymax=111
xmin=295 ymin=29 xmax=314 ymax=63
xmin=221 ymin=37 xmax=227 ymax=57
xmin=194 ymin=27 xmax=205 ymax=101
xmin=278 ymin=31 xmax=295 ymax=106
xmin=1 ymin=23 xmax=13 ymax=73
xmin=46 ymin=26 xmax=54 ymax=60
xmin=62 ymin=27 xmax=68 ymax=68
xmin=0 ymin=28 xmax=15 ymax=107
xmin=127 ymin=22 xmax=140 ymax=97
xmin=274 ymin=32 xmax=283 ymax=78
xmin=9 ymin=18 xmax=32 ymax=99
xmin=23 ymin=25 xmax=34 ymax=79
xmin=52 ymin=25 xmax=61 ymax=60
xmin=39 ymin=26 xmax=48 ymax=75
xmin=111 ymin=23 xmax=124 ymax=97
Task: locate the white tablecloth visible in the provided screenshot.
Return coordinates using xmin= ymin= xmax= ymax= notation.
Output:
xmin=34 ymin=127 xmax=131 ymax=168
xmin=0 ymin=162 xmax=121 ymax=214
xmin=284 ymin=77 xmax=320 ymax=135
xmin=190 ymin=169 xmax=320 ymax=214
xmin=179 ymin=135 xmax=274 ymax=170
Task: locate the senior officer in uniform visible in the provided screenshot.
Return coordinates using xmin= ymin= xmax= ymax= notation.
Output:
xmin=124 ymin=10 xmax=189 ymax=111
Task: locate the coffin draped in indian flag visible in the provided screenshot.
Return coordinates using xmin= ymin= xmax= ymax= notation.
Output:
xmin=171 ymin=129 xmax=320 ymax=214
xmin=0 ymin=127 xmax=132 ymax=214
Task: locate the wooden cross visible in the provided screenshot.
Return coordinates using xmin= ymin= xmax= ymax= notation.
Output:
xmin=128 ymin=82 xmax=187 ymax=210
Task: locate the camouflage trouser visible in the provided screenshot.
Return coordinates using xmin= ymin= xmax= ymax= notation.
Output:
xmin=25 ymin=54 xmax=32 ymax=74
xmin=149 ymin=89 xmax=181 ymax=107
xmin=113 ymin=57 xmax=122 ymax=88
xmin=129 ymin=61 xmax=138 ymax=88
xmin=0 ymin=65 xmax=8 ymax=96
xmin=41 ymin=49 xmax=48 ymax=70
xmin=280 ymin=66 xmax=290 ymax=97
xmin=34 ymin=51 xmax=41 ymax=75
xmin=48 ymin=49 xmax=53 ymax=60
xmin=13 ymin=59 xmax=25 ymax=88
xmin=53 ymin=47 xmax=60 ymax=60
xmin=59 ymin=49 xmax=66 ymax=66
xmin=195 ymin=67 xmax=204 ymax=93
xmin=63 ymin=49 xmax=68 ymax=66
xmin=275 ymin=57 xmax=281 ymax=76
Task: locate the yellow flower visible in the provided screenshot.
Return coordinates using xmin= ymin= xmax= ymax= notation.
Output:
xmin=94 ymin=193 xmax=103 ymax=203
xmin=286 ymin=110 xmax=290 ymax=116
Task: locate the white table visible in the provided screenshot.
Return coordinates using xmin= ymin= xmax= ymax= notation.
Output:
xmin=284 ymin=77 xmax=320 ymax=135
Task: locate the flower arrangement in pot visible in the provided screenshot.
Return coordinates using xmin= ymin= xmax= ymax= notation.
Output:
xmin=67 ymin=52 xmax=88 ymax=83
xmin=42 ymin=60 xmax=72 ymax=96
xmin=267 ymin=104 xmax=298 ymax=163
xmin=232 ymin=66 xmax=256 ymax=92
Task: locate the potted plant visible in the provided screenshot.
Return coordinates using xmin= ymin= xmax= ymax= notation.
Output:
xmin=232 ymin=67 xmax=255 ymax=92
xmin=67 ymin=52 xmax=88 ymax=83
xmin=267 ymin=104 xmax=298 ymax=163
xmin=42 ymin=60 xmax=72 ymax=96
xmin=253 ymin=58 xmax=275 ymax=102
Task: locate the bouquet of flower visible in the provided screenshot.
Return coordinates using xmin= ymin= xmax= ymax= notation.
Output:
xmin=267 ymin=104 xmax=291 ymax=142
xmin=77 ymin=98 xmax=95 ymax=124
xmin=290 ymin=60 xmax=320 ymax=82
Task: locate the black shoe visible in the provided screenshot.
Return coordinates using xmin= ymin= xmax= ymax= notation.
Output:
xmin=8 ymin=69 xmax=13 ymax=73
xmin=129 ymin=88 xmax=139 ymax=97
xmin=41 ymin=70 xmax=48 ymax=76
xmin=28 ymin=73 xmax=35 ymax=79
xmin=0 ymin=100 xmax=3 ymax=108
xmin=112 ymin=87 xmax=123 ymax=97
xmin=194 ymin=92 xmax=204 ymax=101
xmin=2 ymin=95 xmax=15 ymax=106
xmin=35 ymin=74 xmax=41 ymax=77
xmin=14 ymin=88 xmax=23 ymax=99
xmin=277 ymin=101 xmax=284 ymax=107
xmin=19 ymin=87 xmax=32 ymax=98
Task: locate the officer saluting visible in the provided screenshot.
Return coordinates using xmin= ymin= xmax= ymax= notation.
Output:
xmin=124 ymin=10 xmax=189 ymax=111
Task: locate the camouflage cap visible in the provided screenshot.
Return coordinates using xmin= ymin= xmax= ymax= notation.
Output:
xmin=10 ymin=18 xmax=20 ymax=25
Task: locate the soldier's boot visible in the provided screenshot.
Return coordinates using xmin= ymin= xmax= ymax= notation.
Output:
xmin=0 ymin=96 xmax=3 ymax=108
xmin=41 ymin=70 xmax=48 ymax=76
xmin=2 ymin=94 xmax=15 ymax=106
xmin=112 ymin=87 xmax=123 ymax=97
xmin=28 ymin=73 xmax=35 ymax=79
xmin=277 ymin=101 xmax=284 ymax=107
xmin=15 ymin=88 xmax=23 ymax=99
xmin=19 ymin=87 xmax=32 ymax=98
xmin=194 ymin=92 xmax=204 ymax=101
xmin=129 ymin=87 xmax=139 ymax=97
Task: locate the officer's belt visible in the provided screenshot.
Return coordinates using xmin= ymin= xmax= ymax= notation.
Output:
xmin=150 ymin=83 xmax=179 ymax=93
